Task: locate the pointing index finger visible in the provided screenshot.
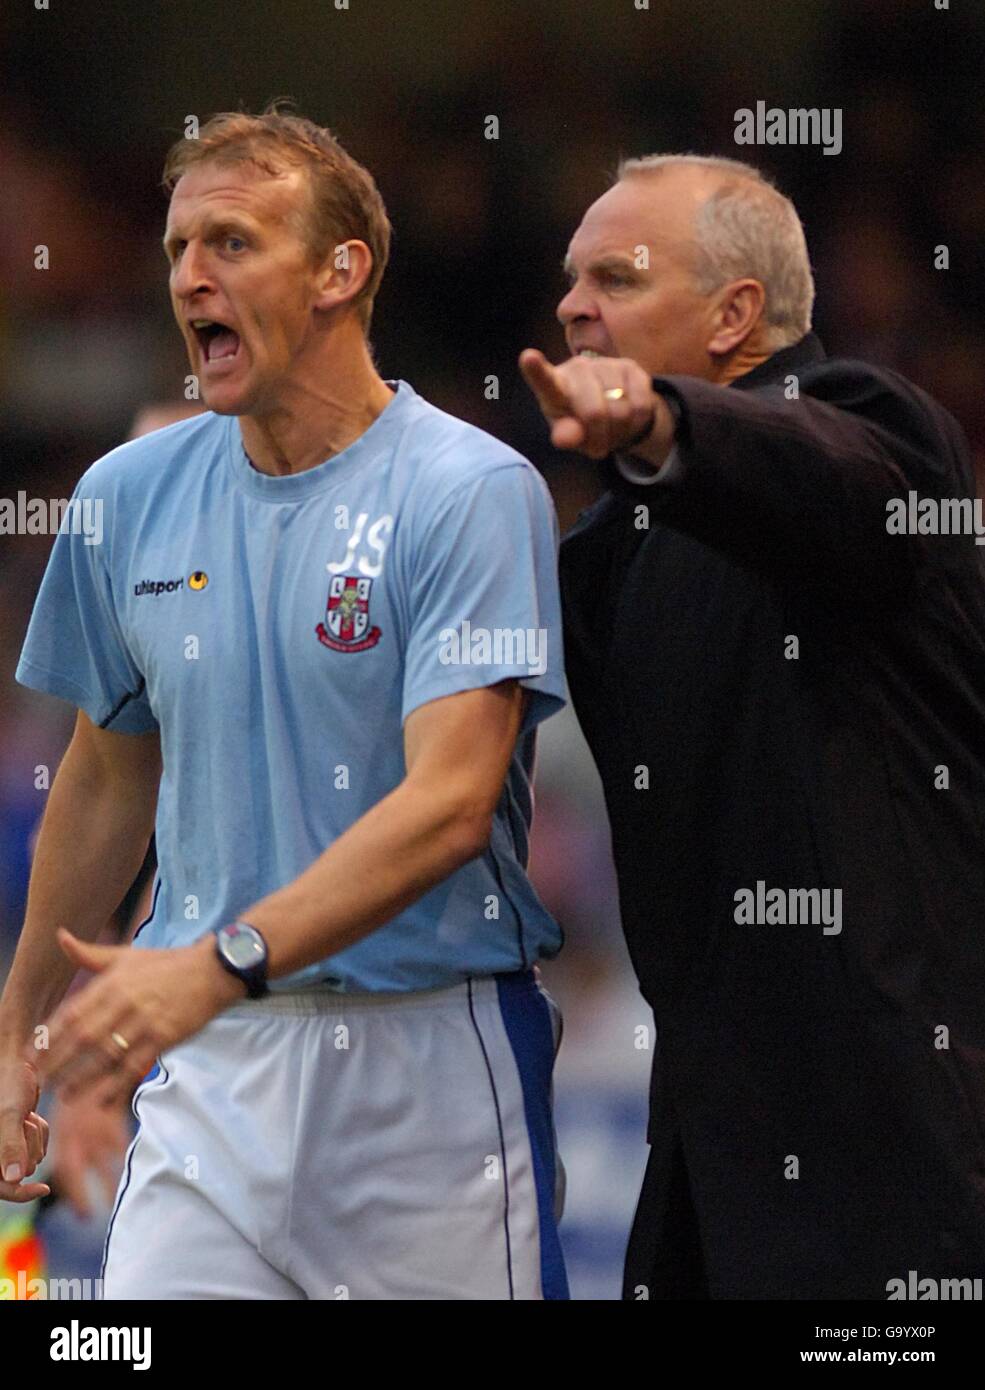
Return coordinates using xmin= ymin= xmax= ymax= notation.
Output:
xmin=518 ymin=349 xmax=571 ymax=417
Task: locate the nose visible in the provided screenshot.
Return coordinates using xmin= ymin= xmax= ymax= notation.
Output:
xmin=557 ymin=280 xmax=598 ymax=329
xmin=171 ymin=241 xmax=215 ymax=303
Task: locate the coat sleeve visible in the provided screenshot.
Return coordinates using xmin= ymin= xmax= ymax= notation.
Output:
xmin=613 ymin=361 xmax=974 ymax=603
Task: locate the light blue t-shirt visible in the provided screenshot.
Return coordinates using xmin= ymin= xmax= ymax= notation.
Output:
xmin=16 ymin=382 xmax=567 ymax=991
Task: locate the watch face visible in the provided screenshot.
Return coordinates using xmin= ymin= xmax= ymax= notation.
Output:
xmin=220 ymin=925 xmax=263 ymax=969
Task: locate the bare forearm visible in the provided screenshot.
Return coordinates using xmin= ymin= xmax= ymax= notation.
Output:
xmin=0 ymin=765 xmax=155 ymax=1051
xmin=225 ymin=778 xmax=485 ymax=982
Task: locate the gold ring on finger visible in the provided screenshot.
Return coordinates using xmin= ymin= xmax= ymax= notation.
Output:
xmin=603 ymin=387 xmax=626 ymax=401
xmin=110 ymin=1032 xmax=131 ymax=1053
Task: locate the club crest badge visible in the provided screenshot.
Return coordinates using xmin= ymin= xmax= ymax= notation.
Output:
xmin=316 ymin=575 xmax=382 ymax=652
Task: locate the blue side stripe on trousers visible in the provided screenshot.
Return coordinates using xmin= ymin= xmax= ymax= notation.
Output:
xmin=99 ymin=1059 xmax=165 ymax=1286
xmin=496 ymin=972 xmax=569 ymax=1301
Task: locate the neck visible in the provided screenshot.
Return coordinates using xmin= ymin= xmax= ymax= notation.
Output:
xmin=238 ymin=324 xmax=394 ymax=477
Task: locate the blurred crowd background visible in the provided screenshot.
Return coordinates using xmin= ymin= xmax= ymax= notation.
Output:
xmin=2 ymin=0 xmax=983 ymax=1298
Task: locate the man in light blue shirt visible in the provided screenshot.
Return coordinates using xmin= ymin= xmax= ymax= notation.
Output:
xmin=0 ymin=106 xmax=568 ymax=1300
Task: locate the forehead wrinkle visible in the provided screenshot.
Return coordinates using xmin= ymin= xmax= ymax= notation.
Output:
xmin=587 ymin=184 xmax=700 ymax=249
xmin=167 ymin=167 xmax=303 ymax=230
xmin=164 ymin=190 xmax=300 ymax=257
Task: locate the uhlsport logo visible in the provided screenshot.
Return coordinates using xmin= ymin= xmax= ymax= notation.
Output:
xmin=316 ymin=574 xmax=382 ymax=652
xmin=134 ymin=571 xmax=208 ymax=597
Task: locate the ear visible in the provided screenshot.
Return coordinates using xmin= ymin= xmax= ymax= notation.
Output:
xmin=312 ymin=239 xmax=374 ymax=315
xmin=707 ymin=278 xmax=766 ymax=358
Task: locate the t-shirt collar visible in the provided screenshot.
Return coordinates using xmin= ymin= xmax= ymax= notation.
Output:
xmin=226 ymin=379 xmax=414 ymax=502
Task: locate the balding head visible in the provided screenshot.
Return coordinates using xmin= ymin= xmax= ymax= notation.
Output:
xmin=618 ymin=155 xmax=815 ymax=348
xmin=557 ymin=154 xmax=813 ymax=382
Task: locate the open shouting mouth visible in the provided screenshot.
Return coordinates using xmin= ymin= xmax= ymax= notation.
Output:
xmin=191 ymin=319 xmax=242 ymax=369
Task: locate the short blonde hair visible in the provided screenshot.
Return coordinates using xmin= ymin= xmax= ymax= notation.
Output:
xmin=162 ymin=101 xmax=391 ymax=331
xmin=617 ymin=153 xmax=815 ymax=346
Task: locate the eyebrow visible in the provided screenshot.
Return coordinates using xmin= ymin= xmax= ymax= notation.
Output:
xmin=163 ymin=214 xmax=257 ymax=257
xmin=562 ymin=254 xmax=639 ymax=279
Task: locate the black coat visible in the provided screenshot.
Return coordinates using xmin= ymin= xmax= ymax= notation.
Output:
xmin=559 ymin=332 xmax=985 ymax=1299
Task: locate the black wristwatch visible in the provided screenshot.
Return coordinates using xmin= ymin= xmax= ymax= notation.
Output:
xmin=214 ymin=921 xmax=270 ymax=999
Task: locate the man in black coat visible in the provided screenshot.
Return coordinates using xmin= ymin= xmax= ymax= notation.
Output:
xmin=521 ymin=154 xmax=985 ymax=1300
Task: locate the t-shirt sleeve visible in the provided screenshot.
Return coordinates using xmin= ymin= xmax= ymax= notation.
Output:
xmin=402 ymin=461 xmax=567 ymax=732
xmin=15 ymin=482 xmax=157 ymax=734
